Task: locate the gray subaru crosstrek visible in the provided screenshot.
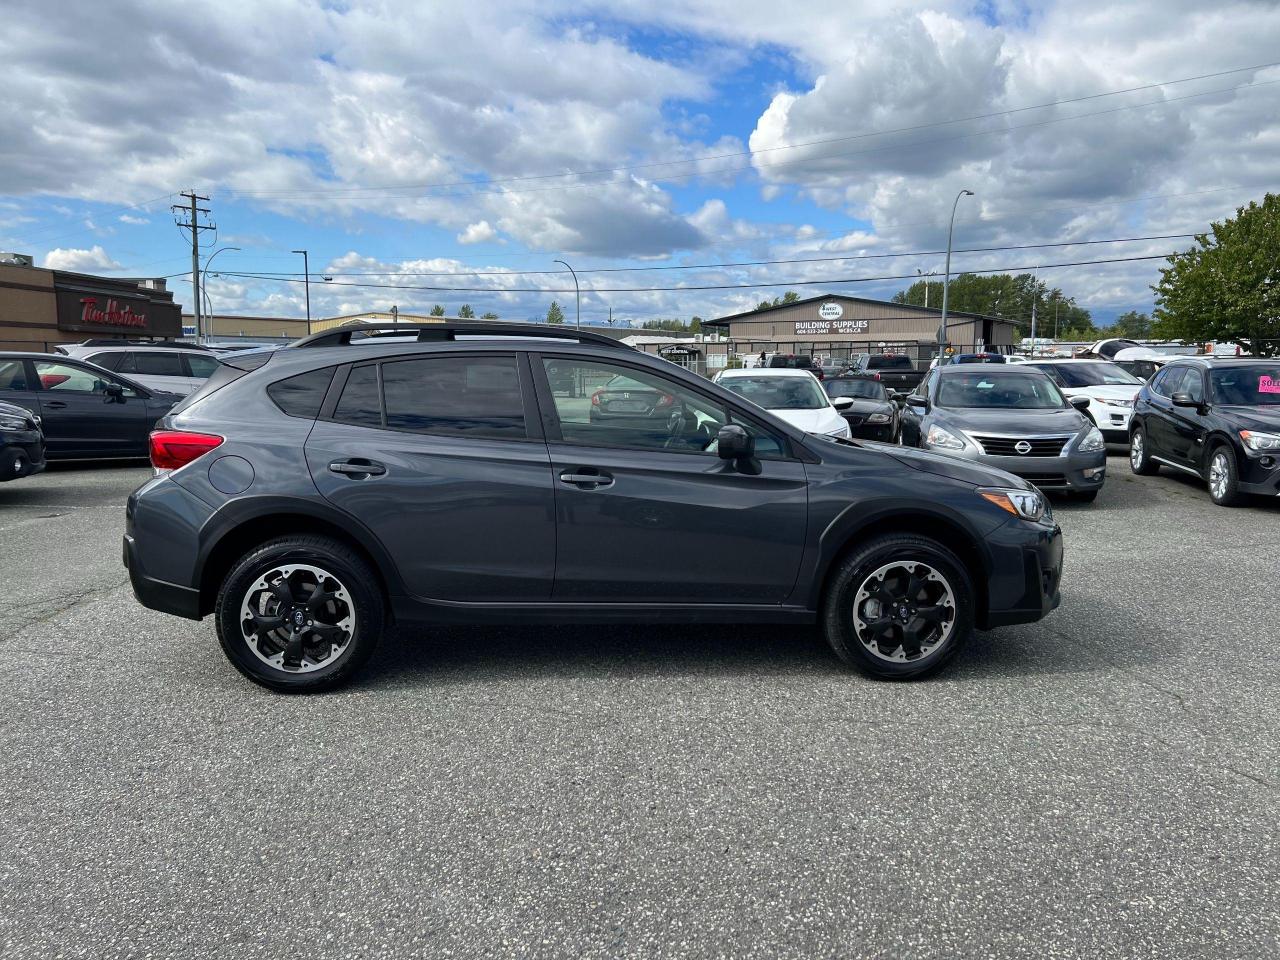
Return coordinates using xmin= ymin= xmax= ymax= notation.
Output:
xmin=125 ymin=323 xmax=1064 ymax=692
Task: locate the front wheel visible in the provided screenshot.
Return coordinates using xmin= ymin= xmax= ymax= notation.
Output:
xmin=215 ymin=535 xmax=385 ymax=692
xmin=1207 ymin=445 xmax=1245 ymax=507
xmin=823 ymin=535 xmax=974 ymax=679
xmin=1129 ymin=426 xmax=1159 ymax=475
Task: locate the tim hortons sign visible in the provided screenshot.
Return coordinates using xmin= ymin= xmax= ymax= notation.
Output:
xmin=54 ymin=283 xmax=181 ymax=336
xmin=78 ymin=297 xmax=149 ymax=328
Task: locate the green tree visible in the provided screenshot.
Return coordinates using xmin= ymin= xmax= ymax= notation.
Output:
xmin=1153 ymin=192 xmax=1280 ymax=355
xmin=429 ymin=304 xmax=445 ymax=317
xmin=752 ymin=290 xmax=802 ymax=311
xmin=1110 ymin=310 xmax=1152 ymax=338
xmin=893 ymin=273 xmax=1093 ymax=338
xmin=479 ymin=311 xmax=499 ymax=320
xmin=690 ymin=315 xmax=703 ymax=333
xmin=458 ymin=304 xmax=475 ymax=318
xmin=546 ymin=300 xmax=566 ymax=325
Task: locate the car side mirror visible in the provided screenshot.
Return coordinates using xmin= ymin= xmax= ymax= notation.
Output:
xmin=1171 ymin=392 xmax=1200 ymax=408
xmin=890 ymin=391 xmax=907 ymax=404
xmin=906 ymin=395 xmax=928 ymax=409
xmin=102 ymin=382 xmax=125 ymax=403
xmin=1069 ymin=396 xmax=1090 ymax=411
xmin=830 ymin=396 xmax=854 ymax=410
xmin=716 ymin=424 xmax=760 ymax=474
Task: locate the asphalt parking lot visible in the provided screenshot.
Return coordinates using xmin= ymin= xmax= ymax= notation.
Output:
xmin=1 ymin=457 xmax=1277 ymax=959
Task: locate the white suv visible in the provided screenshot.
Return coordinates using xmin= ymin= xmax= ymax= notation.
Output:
xmin=1025 ymin=359 xmax=1145 ymax=443
xmin=59 ymin=343 xmax=222 ymax=397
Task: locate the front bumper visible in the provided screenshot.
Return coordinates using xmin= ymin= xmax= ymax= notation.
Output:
xmin=847 ymin=419 xmax=897 ymax=442
xmin=936 ymin=445 xmax=1107 ymax=492
xmin=0 ymin=431 xmax=46 ymax=481
xmin=1091 ymin=404 xmax=1133 ymax=442
xmin=1236 ymin=451 xmax=1280 ymax=496
xmin=979 ymin=517 xmax=1064 ymax=629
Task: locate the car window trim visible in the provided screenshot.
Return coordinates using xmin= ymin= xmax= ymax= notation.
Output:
xmin=323 ymin=352 xmax=538 ymax=443
xmin=530 ymin=350 xmax=798 ymax=461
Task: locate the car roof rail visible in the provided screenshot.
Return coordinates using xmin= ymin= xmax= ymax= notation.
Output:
xmin=290 ymin=322 xmax=634 ymax=351
xmin=78 ymin=338 xmax=211 ymax=351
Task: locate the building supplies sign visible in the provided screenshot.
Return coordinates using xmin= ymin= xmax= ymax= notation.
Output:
xmin=795 ymin=318 xmax=871 ymax=335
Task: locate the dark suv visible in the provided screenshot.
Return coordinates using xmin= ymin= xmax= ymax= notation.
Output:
xmin=1129 ymin=356 xmax=1280 ymax=505
xmin=125 ymin=323 xmax=1064 ymax=692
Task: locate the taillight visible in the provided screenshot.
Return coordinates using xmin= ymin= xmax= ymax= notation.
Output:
xmin=591 ymin=390 xmax=602 ymax=406
xmin=655 ymin=393 xmax=675 ymax=407
xmin=150 ymin=430 xmax=224 ymax=471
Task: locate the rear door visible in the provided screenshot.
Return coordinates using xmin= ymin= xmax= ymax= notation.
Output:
xmin=305 ymin=352 xmax=557 ymax=602
xmin=532 ymin=353 xmax=808 ymax=604
xmin=129 ymin=350 xmax=199 ymax=394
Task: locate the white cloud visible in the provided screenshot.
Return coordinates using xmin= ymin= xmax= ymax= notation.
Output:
xmin=42 ymin=245 xmax=121 ymax=271
xmin=457 ymin=220 xmax=498 ymax=245
xmin=118 ymin=214 xmax=149 ymax=225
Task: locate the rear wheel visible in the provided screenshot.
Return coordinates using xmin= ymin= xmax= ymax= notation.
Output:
xmin=823 ymin=535 xmax=973 ymax=679
xmin=1129 ymin=426 xmax=1158 ymax=475
xmin=215 ymin=535 xmax=384 ymax=692
xmin=1207 ymin=445 xmax=1245 ymax=507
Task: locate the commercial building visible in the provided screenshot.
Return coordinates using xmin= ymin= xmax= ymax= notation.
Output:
xmin=181 ymin=313 xmax=311 ymax=342
xmin=703 ymin=293 xmax=1019 ymax=368
xmin=0 ymin=255 xmax=182 ymax=351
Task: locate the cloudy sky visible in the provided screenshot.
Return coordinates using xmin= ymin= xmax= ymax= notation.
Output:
xmin=2 ymin=0 xmax=1278 ymax=327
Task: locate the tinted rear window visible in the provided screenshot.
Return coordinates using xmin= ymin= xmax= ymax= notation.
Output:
xmin=382 ymin=356 xmax=525 ymax=439
xmin=85 ymin=352 xmax=123 ymax=371
xmin=133 ymin=352 xmax=186 ymax=376
xmin=867 ymin=355 xmax=912 ymax=369
xmin=267 ymin=367 xmax=335 ymax=419
xmin=333 ymin=364 xmax=383 ymax=427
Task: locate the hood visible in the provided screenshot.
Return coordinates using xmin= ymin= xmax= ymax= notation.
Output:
xmin=1213 ymin=405 xmax=1280 ymax=432
xmin=839 ymin=398 xmax=896 ymax=416
xmin=937 ymin=406 xmax=1089 ymax=435
xmin=886 ymin=444 xmax=1033 ymax=489
xmin=0 ymin=399 xmax=34 ymax=420
xmin=770 ymin=407 xmax=842 ymax=434
xmin=1064 ymin=383 xmax=1141 ymax=402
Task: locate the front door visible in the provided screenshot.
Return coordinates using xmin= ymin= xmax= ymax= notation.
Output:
xmin=29 ymin=359 xmax=149 ymax=457
xmin=533 ymin=354 xmax=808 ymax=604
xmin=1167 ymin=366 xmax=1209 ymax=468
xmin=305 ymin=353 xmax=556 ymax=602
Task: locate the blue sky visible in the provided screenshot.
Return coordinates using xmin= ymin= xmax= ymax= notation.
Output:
xmin=2 ymin=0 xmax=1277 ymax=328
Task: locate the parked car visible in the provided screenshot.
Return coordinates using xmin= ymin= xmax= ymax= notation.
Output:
xmin=763 ymin=353 xmax=823 ymax=380
xmin=125 ymin=322 xmax=1064 ymax=692
xmin=822 ymin=375 xmax=899 ymax=442
xmin=0 ymin=353 xmax=181 ymax=459
xmin=1112 ymin=346 xmax=1170 ymax=381
xmin=901 ymin=366 xmax=1106 ymax=501
xmin=714 ymin=367 xmax=851 ymax=438
xmin=850 ymin=353 xmax=926 ymax=394
xmin=1129 ymin=357 xmax=1280 ymax=506
xmin=0 ymin=398 xmax=45 ymax=481
xmin=1077 ymin=337 xmax=1142 ymax=360
xmin=1025 ymin=359 xmax=1144 ymax=443
xmin=59 ymin=341 xmax=222 ymax=397
xmin=588 ymin=373 xmax=683 ymax=424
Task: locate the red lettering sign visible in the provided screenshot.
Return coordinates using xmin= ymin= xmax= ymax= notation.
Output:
xmin=79 ymin=297 xmax=148 ymax=328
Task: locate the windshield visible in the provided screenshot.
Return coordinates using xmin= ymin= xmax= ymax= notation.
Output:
xmin=721 ymin=375 xmax=828 ymax=410
xmin=825 ymin=379 xmax=886 ymax=400
xmin=1210 ymin=364 xmax=1280 ymax=405
xmin=1033 ymin=362 xmax=1142 ymax=387
xmin=937 ymin=373 xmax=1067 ymax=409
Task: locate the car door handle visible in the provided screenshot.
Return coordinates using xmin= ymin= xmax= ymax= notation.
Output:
xmin=559 ymin=470 xmax=613 ymax=488
xmin=329 ymin=459 xmax=386 ymax=478
xmin=44 ymin=401 xmax=67 ymax=409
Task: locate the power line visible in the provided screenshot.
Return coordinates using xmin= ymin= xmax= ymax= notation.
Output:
xmin=227 ymin=61 xmax=1280 ymax=199
xmin=226 ymin=232 xmax=1193 ymax=279
xmin=219 ymin=251 xmax=1176 ymax=295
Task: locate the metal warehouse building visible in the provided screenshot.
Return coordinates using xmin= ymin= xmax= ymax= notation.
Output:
xmin=702 ymin=293 xmax=1019 ymax=369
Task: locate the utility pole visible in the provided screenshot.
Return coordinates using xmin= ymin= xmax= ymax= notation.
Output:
xmin=1029 ymin=267 xmax=1038 ymax=347
xmin=172 ymin=191 xmax=214 ymax=342
xmin=292 ymin=250 xmax=312 ymax=334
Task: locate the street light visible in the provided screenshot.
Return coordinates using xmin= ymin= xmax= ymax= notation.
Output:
xmin=292 ymin=249 xmax=312 ymax=334
xmin=554 ymin=259 xmax=580 ymax=329
xmin=201 ymin=246 xmax=240 ymax=343
xmin=939 ymin=190 xmax=974 ymax=357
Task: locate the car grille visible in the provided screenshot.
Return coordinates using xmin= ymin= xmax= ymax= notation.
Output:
xmin=971 ymin=435 xmax=1070 ymax=457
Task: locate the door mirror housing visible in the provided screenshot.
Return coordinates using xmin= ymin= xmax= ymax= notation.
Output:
xmin=102 ymin=382 xmax=125 ymax=403
xmin=1069 ymin=396 xmax=1091 ymax=411
xmin=905 ymin=395 xmax=928 ymax=410
xmin=716 ymin=424 xmax=761 ymax=474
xmin=1171 ymin=391 xmax=1201 ymax=409
xmin=830 ymin=396 xmax=854 ymax=410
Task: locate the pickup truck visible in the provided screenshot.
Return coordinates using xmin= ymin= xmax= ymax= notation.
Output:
xmin=848 ymin=353 xmax=926 ymax=394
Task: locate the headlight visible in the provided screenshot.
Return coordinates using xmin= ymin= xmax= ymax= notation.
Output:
xmin=0 ymin=414 xmax=29 ymax=431
xmin=826 ymin=422 xmax=851 ymax=438
xmin=1092 ymin=396 xmax=1133 ymax=408
xmin=866 ymin=413 xmax=891 ymax=424
xmin=979 ymin=486 xmax=1046 ymax=521
xmin=1078 ymin=427 xmax=1106 ymax=453
xmin=1240 ymin=430 xmax=1280 ymax=452
xmin=925 ymin=424 xmax=966 ymax=450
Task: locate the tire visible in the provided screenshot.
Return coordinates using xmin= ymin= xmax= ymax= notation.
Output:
xmin=1207 ymin=444 xmax=1245 ymax=507
xmin=215 ymin=535 xmax=384 ymax=692
xmin=1129 ymin=426 xmax=1159 ymax=475
xmin=822 ymin=534 xmax=974 ymax=680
